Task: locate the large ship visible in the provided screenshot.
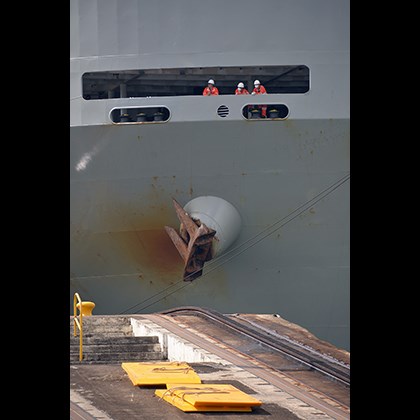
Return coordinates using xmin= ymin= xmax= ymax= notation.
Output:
xmin=70 ymin=0 xmax=350 ymax=350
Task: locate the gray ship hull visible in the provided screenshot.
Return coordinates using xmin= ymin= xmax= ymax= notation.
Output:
xmin=70 ymin=118 xmax=349 ymax=349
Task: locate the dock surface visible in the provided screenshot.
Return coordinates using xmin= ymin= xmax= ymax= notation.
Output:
xmin=70 ymin=308 xmax=349 ymax=419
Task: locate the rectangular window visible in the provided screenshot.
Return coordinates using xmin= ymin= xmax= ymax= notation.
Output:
xmin=82 ymin=65 xmax=309 ymax=99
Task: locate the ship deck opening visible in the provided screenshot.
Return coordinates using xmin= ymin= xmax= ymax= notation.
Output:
xmin=110 ymin=106 xmax=170 ymax=123
xmin=82 ymin=65 xmax=309 ymax=100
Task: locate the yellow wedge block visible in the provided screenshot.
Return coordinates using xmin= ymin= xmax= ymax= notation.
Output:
xmin=121 ymin=362 xmax=202 ymax=386
xmin=155 ymin=383 xmax=262 ymax=412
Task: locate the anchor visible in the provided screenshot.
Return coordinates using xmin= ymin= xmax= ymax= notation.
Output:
xmin=164 ymin=198 xmax=216 ymax=281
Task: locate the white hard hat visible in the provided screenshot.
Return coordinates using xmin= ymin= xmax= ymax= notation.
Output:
xmin=208 ymin=79 xmax=215 ymax=85
xmin=237 ymin=82 xmax=244 ymax=88
xmin=254 ymin=79 xmax=261 ymax=85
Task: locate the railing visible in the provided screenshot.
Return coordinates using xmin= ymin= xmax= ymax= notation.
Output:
xmin=73 ymin=292 xmax=84 ymax=361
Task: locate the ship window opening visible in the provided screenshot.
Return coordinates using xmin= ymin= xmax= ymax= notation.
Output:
xmin=242 ymin=104 xmax=289 ymax=120
xmin=82 ymin=65 xmax=309 ymax=99
xmin=110 ymin=106 xmax=170 ymax=123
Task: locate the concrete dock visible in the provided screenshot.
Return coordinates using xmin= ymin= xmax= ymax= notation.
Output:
xmin=70 ymin=308 xmax=349 ymax=419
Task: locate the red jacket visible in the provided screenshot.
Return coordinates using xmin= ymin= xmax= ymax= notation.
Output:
xmin=252 ymin=85 xmax=267 ymax=95
xmin=235 ymin=88 xmax=249 ymax=95
xmin=202 ymin=86 xmax=219 ymax=96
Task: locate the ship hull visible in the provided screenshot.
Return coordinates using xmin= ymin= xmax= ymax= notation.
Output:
xmin=70 ymin=117 xmax=349 ymax=349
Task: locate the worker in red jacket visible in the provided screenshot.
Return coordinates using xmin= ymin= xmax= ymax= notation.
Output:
xmin=251 ymin=80 xmax=267 ymax=95
xmin=235 ymin=82 xmax=249 ymax=95
xmin=202 ymin=79 xmax=219 ymax=96
xmin=251 ymin=80 xmax=267 ymax=117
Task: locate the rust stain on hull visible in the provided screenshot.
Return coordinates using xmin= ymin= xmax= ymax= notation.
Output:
xmin=134 ymin=228 xmax=184 ymax=273
xmin=107 ymin=228 xmax=184 ymax=279
xmin=95 ymin=195 xmax=185 ymax=284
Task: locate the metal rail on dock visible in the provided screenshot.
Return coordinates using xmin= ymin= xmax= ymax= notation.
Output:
xmin=160 ymin=306 xmax=350 ymax=386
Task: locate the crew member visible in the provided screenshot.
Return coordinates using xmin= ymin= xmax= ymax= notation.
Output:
xmin=202 ymin=79 xmax=219 ymax=96
xmin=235 ymin=82 xmax=249 ymax=95
xmin=251 ymin=80 xmax=267 ymax=95
xmin=251 ymin=80 xmax=267 ymax=117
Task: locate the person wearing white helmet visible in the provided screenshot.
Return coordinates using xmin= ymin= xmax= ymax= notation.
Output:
xmin=202 ymin=79 xmax=219 ymax=96
xmin=251 ymin=80 xmax=267 ymax=95
xmin=251 ymin=80 xmax=268 ymax=117
xmin=235 ymin=82 xmax=249 ymax=95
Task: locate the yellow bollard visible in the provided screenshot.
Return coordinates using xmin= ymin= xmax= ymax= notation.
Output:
xmin=76 ymin=301 xmax=95 ymax=316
